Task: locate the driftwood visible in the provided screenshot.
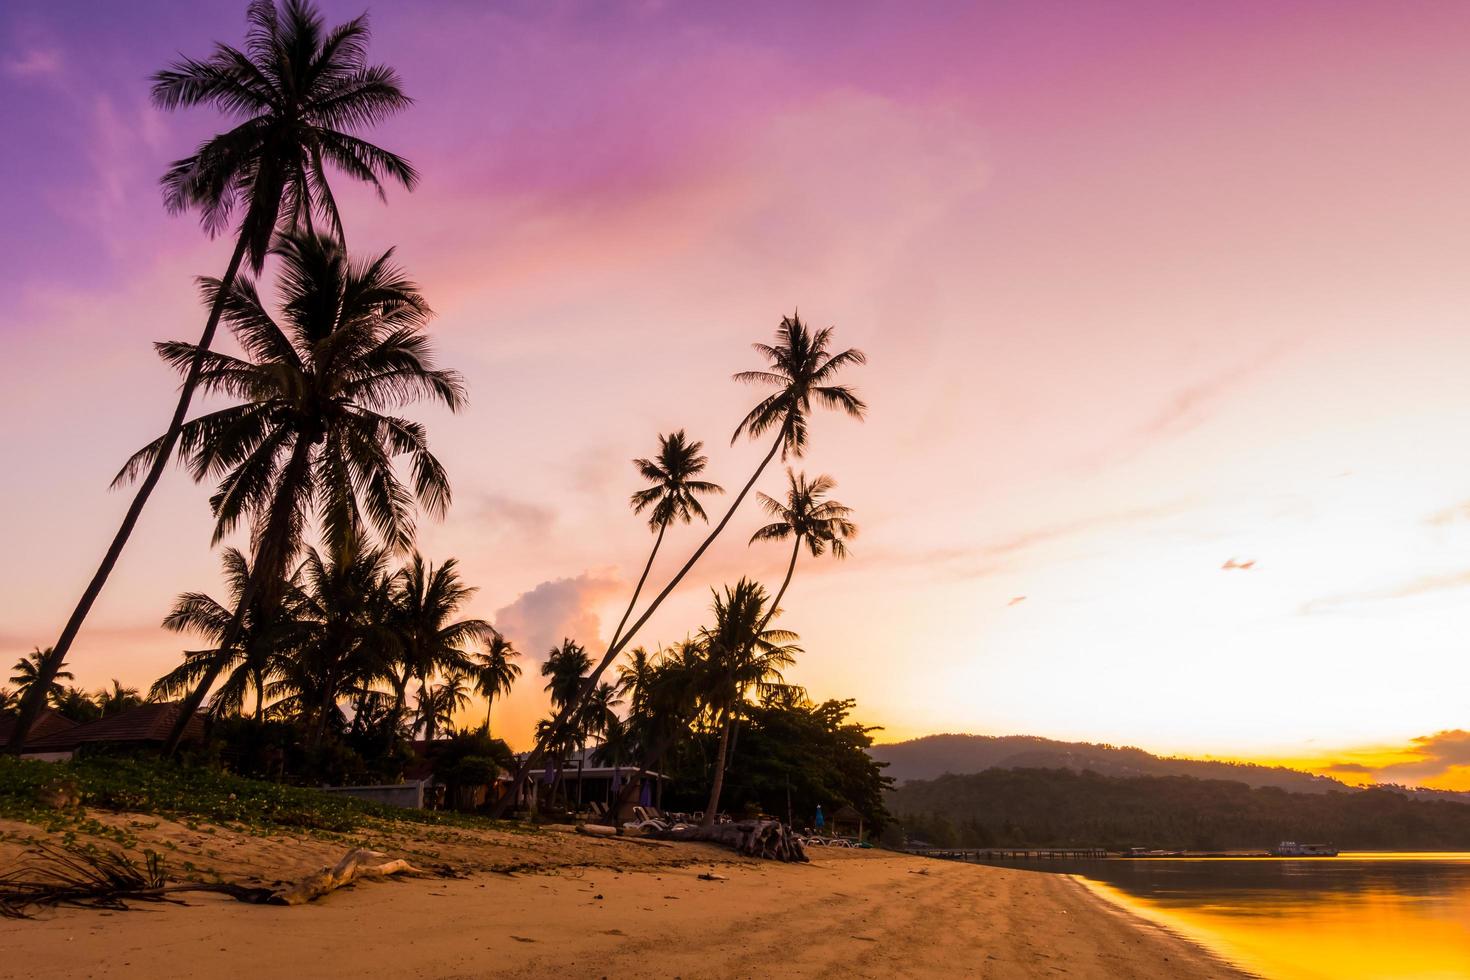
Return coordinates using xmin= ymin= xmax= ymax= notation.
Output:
xmin=267 ymin=848 xmax=427 ymax=906
xmin=652 ymin=820 xmax=808 ymax=862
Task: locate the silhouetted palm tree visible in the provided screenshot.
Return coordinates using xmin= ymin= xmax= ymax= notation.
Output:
xmin=418 ymin=671 xmax=473 ymax=741
xmin=13 ymin=0 xmax=417 ymax=756
xmin=698 ymin=580 xmax=799 ymax=826
xmin=502 ymin=316 xmax=863 ymax=815
xmin=10 ymin=649 xmax=72 ymax=710
xmin=116 ymin=231 xmax=463 ymax=753
xmin=473 ymin=634 xmax=521 ymax=734
xmin=393 ymin=555 xmax=493 ymax=740
xmin=154 ymin=548 xmax=305 ymax=720
xmin=281 ymin=538 xmax=396 ymax=746
xmin=606 ymin=432 xmax=723 ymax=650
xmin=53 ymin=686 xmax=102 ymax=723
xmin=749 ymin=469 xmax=857 ymax=624
xmin=0 ymin=689 xmax=14 ymax=714
xmin=95 ymin=680 xmax=144 ymax=718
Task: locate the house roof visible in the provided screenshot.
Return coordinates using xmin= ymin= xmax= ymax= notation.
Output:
xmin=25 ymin=702 xmax=204 ymax=752
xmin=831 ymin=804 xmax=864 ymax=822
xmin=0 ymin=708 xmax=78 ymax=747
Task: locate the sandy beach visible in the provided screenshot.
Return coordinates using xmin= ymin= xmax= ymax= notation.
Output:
xmin=0 ymin=827 xmax=1244 ymax=979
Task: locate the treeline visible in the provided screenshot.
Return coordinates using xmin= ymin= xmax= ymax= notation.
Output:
xmin=887 ymin=768 xmax=1470 ymax=850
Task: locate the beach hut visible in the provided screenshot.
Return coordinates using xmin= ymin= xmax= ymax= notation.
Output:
xmin=21 ymin=702 xmax=205 ymax=760
xmin=830 ymin=804 xmax=865 ymax=841
xmin=0 ymin=708 xmax=79 ymax=761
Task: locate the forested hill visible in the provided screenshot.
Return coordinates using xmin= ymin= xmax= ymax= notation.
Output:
xmin=870 ymin=734 xmax=1346 ymax=793
xmin=887 ymin=768 xmax=1470 ymax=850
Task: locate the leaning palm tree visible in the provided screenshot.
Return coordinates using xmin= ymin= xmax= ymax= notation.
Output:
xmin=10 ymin=649 xmax=72 ymax=710
xmin=499 ymin=315 xmax=864 ymax=814
xmin=473 ymin=634 xmax=521 ymax=734
xmin=115 ymin=231 xmax=463 ymax=754
xmin=12 ymin=0 xmax=418 ymax=756
xmin=392 ymin=555 xmax=494 ymax=738
xmin=153 ymin=548 xmax=305 ymax=720
xmin=749 ymin=469 xmax=857 ymax=623
xmin=697 ymin=580 xmax=799 ymax=826
xmin=606 ymin=432 xmax=723 ymax=649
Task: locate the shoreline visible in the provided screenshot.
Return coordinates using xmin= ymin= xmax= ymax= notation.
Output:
xmin=1066 ymin=873 xmax=1258 ymax=979
xmin=1 ymin=838 xmax=1249 ymax=978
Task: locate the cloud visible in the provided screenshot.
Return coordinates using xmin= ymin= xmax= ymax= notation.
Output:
xmin=1301 ymin=568 xmax=1470 ymax=614
xmin=492 ymin=572 xmax=624 ymax=661
xmin=3 ymin=48 xmax=62 ymax=78
xmin=1371 ymin=730 xmax=1470 ymax=782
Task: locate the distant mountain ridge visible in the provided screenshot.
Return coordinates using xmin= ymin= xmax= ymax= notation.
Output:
xmin=870 ymin=733 xmax=1351 ymax=794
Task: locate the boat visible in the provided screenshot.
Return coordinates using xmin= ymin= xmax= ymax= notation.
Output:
xmin=1270 ymin=841 xmax=1338 ymax=857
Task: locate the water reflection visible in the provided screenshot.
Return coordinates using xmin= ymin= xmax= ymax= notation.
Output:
xmin=979 ymin=852 xmax=1470 ymax=979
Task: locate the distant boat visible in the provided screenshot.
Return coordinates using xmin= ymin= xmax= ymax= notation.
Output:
xmin=1271 ymin=841 xmax=1338 ymax=857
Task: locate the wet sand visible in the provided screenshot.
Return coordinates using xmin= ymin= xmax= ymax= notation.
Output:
xmin=0 ymin=847 xmax=1245 ymax=978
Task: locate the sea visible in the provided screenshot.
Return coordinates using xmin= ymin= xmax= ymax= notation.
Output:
xmin=976 ymin=852 xmax=1470 ymax=979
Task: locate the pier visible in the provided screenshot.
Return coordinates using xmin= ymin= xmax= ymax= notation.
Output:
xmin=909 ymin=847 xmax=1110 ymax=861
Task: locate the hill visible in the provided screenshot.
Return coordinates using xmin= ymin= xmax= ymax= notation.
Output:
xmin=870 ymin=733 xmax=1348 ymax=793
xmin=886 ymin=767 xmax=1470 ymax=850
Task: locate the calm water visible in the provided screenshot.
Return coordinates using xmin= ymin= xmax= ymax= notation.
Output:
xmin=981 ymin=853 xmax=1470 ymax=979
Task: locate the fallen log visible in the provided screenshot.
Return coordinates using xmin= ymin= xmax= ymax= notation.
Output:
xmin=268 ymin=848 xmax=427 ymax=906
xmin=650 ymin=820 xmax=808 ymax=862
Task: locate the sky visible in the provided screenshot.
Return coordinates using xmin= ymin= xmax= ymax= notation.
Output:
xmin=4 ymin=0 xmax=1470 ymax=788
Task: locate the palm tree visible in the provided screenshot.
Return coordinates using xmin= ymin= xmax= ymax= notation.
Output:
xmin=153 ymin=548 xmax=304 ymax=720
xmin=749 ymin=469 xmax=857 ymax=624
xmin=53 ymin=687 xmax=102 ymax=723
xmin=12 ymin=0 xmax=418 ymax=756
xmin=605 ymin=432 xmax=723 ymax=650
xmin=10 ymin=649 xmax=72 ymax=710
xmin=282 ymin=538 xmax=397 ymax=747
xmin=499 ymin=315 xmax=864 ymax=815
xmin=392 ymin=555 xmax=494 ymax=740
xmin=697 ymin=580 xmax=799 ymax=826
xmin=116 ymin=231 xmax=464 ymax=754
xmin=95 ymin=680 xmax=144 ymax=718
xmin=473 ymin=634 xmax=521 ymax=734
xmin=418 ymin=672 xmax=473 ymax=740
xmin=0 ymin=689 xmax=14 ymax=714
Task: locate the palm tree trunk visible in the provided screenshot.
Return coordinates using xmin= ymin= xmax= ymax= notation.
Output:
xmin=253 ymin=667 xmax=265 ymax=723
xmin=484 ymin=697 xmax=492 ymax=733
xmin=606 ymin=520 xmax=667 ymax=650
xmin=701 ymin=707 xmax=734 ymax=827
xmin=762 ymin=536 xmax=803 ymax=634
xmin=493 ymin=426 xmax=786 ymax=817
xmin=6 ymin=236 xmax=251 ymax=757
xmin=162 ymin=433 xmax=313 ymax=756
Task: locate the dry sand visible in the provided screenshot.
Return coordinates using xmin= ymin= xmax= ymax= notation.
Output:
xmin=0 ymin=825 xmax=1245 ymax=979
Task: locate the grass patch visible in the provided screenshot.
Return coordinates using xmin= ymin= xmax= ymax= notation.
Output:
xmin=0 ymin=756 xmax=532 ymax=837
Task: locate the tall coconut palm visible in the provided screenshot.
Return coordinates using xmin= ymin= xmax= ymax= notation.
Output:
xmin=606 ymin=432 xmax=723 ymax=650
xmin=392 ymin=555 xmax=493 ymax=739
xmin=12 ymin=0 xmax=418 ymax=756
xmin=749 ymin=469 xmax=857 ymax=624
xmin=153 ymin=548 xmax=305 ymax=720
xmin=500 ymin=315 xmax=863 ymax=815
xmin=115 ymin=231 xmax=463 ymax=754
xmin=10 ymin=649 xmax=72 ymax=709
xmin=697 ymin=580 xmax=799 ymax=826
xmin=473 ymin=634 xmax=521 ymax=734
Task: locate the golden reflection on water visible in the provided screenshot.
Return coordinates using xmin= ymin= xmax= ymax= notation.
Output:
xmin=1074 ymin=853 xmax=1470 ymax=980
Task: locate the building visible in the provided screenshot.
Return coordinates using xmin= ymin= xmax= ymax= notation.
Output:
xmin=17 ymin=702 xmax=205 ymax=760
